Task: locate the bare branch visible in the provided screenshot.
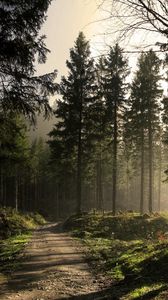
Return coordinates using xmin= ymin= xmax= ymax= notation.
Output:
xmin=95 ymin=0 xmax=168 ymax=53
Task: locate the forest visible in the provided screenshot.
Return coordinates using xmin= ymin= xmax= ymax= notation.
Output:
xmin=1 ymin=1 xmax=168 ymax=300
xmin=1 ymin=31 xmax=168 ymax=218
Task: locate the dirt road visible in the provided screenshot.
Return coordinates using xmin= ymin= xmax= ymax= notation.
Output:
xmin=0 ymin=223 xmax=110 ymax=300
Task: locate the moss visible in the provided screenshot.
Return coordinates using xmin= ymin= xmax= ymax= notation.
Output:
xmin=64 ymin=212 xmax=168 ymax=299
xmin=0 ymin=233 xmax=31 ymax=274
xmin=0 ymin=207 xmax=46 ymax=239
xmin=0 ymin=207 xmax=46 ymax=279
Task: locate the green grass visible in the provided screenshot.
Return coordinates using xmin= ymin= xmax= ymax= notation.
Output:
xmin=0 ymin=207 xmax=46 ymax=282
xmin=64 ymin=212 xmax=168 ymax=299
xmin=0 ymin=233 xmax=31 ymax=278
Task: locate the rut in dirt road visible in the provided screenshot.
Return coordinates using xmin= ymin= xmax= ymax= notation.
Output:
xmin=0 ymin=223 xmax=112 ymax=300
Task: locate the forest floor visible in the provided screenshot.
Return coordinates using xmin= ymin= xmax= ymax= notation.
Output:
xmin=64 ymin=212 xmax=168 ymax=300
xmin=1 ymin=212 xmax=168 ymax=300
xmin=0 ymin=223 xmax=110 ymax=300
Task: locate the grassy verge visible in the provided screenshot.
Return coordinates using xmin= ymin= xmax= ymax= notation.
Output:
xmin=64 ymin=212 xmax=168 ymax=299
xmin=0 ymin=207 xmax=46 ymax=283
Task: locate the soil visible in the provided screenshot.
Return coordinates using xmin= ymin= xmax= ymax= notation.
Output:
xmin=0 ymin=223 xmax=111 ymax=300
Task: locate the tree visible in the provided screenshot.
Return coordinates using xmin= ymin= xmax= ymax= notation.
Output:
xmin=49 ymin=32 xmax=97 ymax=213
xmin=122 ymin=110 xmax=137 ymax=209
xmin=101 ymin=44 xmax=128 ymax=214
xmin=28 ymin=138 xmax=51 ymax=212
xmin=94 ymin=60 xmax=106 ymax=212
xmin=126 ymin=50 xmax=162 ymax=213
xmin=162 ymin=92 xmax=168 ymax=182
xmin=0 ymin=0 xmax=57 ymax=121
xmin=0 ymin=113 xmax=30 ymax=210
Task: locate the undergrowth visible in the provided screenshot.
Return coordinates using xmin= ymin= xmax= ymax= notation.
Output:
xmin=64 ymin=211 xmax=168 ymax=300
xmin=0 ymin=207 xmax=46 ymax=282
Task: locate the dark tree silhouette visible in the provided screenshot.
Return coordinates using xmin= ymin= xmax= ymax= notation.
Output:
xmin=49 ymin=32 xmax=97 ymax=213
xmin=0 ymin=0 xmax=57 ymax=121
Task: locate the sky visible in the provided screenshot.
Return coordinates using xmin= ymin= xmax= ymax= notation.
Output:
xmin=37 ymin=0 xmax=101 ymax=78
xmin=37 ymin=0 xmax=168 ymax=101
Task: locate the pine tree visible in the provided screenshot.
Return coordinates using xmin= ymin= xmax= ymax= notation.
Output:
xmin=0 ymin=113 xmax=30 ymax=210
xmin=127 ymin=50 xmax=162 ymax=213
xmin=101 ymin=44 xmax=128 ymax=214
xmin=49 ymin=32 xmax=97 ymax=213
xmin=0 ymin=0 xmax=57 ymax=120
xmin=87 ymin=57 xmax=107 ymax=211
xmin=162 ymin=93 xmax=168 ymax=183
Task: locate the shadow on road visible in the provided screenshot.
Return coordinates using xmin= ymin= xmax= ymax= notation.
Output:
xmin=1 ymin=223 xmax=166 ymax=300
xmin=62 ymin=283 xmax=167 ymax=300
xmin=0 ymin=223 xmax=108 ymax=299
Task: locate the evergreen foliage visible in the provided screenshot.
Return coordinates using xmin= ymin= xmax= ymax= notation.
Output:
xmin=1 ymin=24 xmax=168 ymax=217
xmin=100 ymin=44 xmax=129 ymax=214
xmin=125 ymin=50 xmax=162 ymax=213
xmin=0 ymin=0 xmax=57 ymax=120
xmin=49 ymin=32 xmax=98 ymax=213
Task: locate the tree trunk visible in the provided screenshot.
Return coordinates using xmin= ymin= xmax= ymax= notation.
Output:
xmin=148 ymin=121 xmax=153 ymax=214
xmin=112 ymin=100 xmax=117 ymax=215
xmin=158 ymin=141 xmax=162 ymax=212
xmin=0 ymin=166 xmax=4 ymax=206
xmin=15 ymin=168 xmax=18 ymax=211
xmin=96 ymin=158 xmax=103 ymax=210
xmin=126 ymin=159 xmax=130 ymax=210
xmin=96 ymin=161 xmax=99 ymax=210
xmin=3 ymin=176 xmax=6 ymax=207
xmin=76 ymin=84 xmax=83 ymax=214
xmin=98 ymin=159 xmax=103 ymax=210
xmin=63 ymin=177 xmax=66 ymax=214
xmin=77 ymin=147 xmax=82 ymax=213
xmin=34 ymin=176 xmax=37 ymax=210
xmin=77 ymin=139 xmax=82 ymax=213
xmin=140 ymin=131 xmax=145 ymax=214
xmin=56 ymin=183 xmax=59 ymax=220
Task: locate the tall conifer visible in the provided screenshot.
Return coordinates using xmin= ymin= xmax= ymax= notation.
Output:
xmin=101 ymin=44 xmax=128 ymax=214
xmin=127 ymin=50 xmax=162 ymax=213
xmin=49 ymin=32 xmax=97 ymax=213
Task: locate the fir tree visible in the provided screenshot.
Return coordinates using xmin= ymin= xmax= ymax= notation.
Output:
xmin=0 ymin=0 xmax=57 ymax=120
xmin=127 ymin=50 xmax=162 ymax=213
xmin=49 ymin=32 xmax=97 ymax=213
xmin=0 ymin=113 xmax=30 ymax=210
xmin=101 ymin=44 xmax=128 ymax=214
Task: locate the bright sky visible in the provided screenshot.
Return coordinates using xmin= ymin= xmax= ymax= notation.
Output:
xmin=37 ymin=0 xmax=101 ymax=78
xmin=37 ymin=0 xmax=168 ymax=99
